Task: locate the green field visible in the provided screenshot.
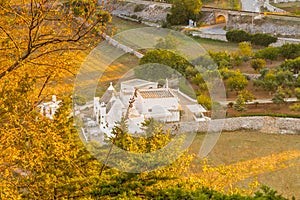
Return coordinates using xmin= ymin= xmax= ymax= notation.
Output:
xmin=109 ymin=17 xmax=243 ymax=53
xmin=203 ymin=0 xmax=241 ymax=10
xmin=189 ymin=131 xmax=300 ymax=198
xmin=192 ymin=37 xmax=240 ymax=52
xmin=107 ymin=16 xmax=147 ymax=35
xmin=271 ymin=2 xmax=300 ymax=15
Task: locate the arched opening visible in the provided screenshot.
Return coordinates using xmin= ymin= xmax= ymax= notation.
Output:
xmin=216 ymin=15 xmax=226 ymax=24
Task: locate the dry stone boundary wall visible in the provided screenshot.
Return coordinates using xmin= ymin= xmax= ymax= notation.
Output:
xmin=197 ymin=117 xmax=300 ymax=134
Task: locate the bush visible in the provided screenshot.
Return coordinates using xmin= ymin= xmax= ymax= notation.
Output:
xmin=251 ymin=58 xmax=266 ymax=72
xmin=226 ymin=30 xmax=277 ymax=46
xmin=279 ymin=43 xmax=300 ymax=59
xmin=295 ymin=87 xmax=300 ymax=100
xmin=272 ymin=87 xmax=286 ymax=106
xmin=228 ymin=102 xmax=234 ymax=108
xmin=134 ymin=4 xmax=144 ymax=12
xmin=161 ymin=20 xmax=170 ymax=28
xmin=280 ymin=57 xmax=300 ymax=74
xmin=197 ymin=94 xmax=212 ymax=110
xmin=231 ymin=52 xmax=243 ymax=66
xmin=208 ymin=51 xmax=232 ymax=69
xmin=255 ymin=47 xmax=280 ymax=61
xmin=238 ymin=90 xmax=255 ymax=102
xmin=290 ymin=103 xmax=300 ymax=112
xmin=250 ymin=33 xmax=277 ymax=47
xmin=234 ymin=95 xmax=247 ymax=112
xmin=238 ymin=41 xmax=252 ymax=59
xmin=226 ymin=30 xmax=250 ymax=43
xmin=226 ymin=71 xmax=248 ymax=92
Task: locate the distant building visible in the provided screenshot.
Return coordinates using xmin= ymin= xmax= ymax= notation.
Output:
xmin=38 ymin=95 xmax=61 ymax=120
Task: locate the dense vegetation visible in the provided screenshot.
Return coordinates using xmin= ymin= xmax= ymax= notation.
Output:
xmin=226 ymin=30 xmax=278 ymax=47
xmin=167 ymin=0 xmax=202 ymax=25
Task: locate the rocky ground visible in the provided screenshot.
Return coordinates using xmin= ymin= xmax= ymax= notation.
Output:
xmin=111 ymin=1 xmax=170 ymax=23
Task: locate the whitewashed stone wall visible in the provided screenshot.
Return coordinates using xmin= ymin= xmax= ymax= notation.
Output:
xmin=197 ymin=117 xmax=300 ymax=134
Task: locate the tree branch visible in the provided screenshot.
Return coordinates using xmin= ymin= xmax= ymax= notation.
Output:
xmin=37 ymin=74 xmax=51 ymax=98
xmin=0 ymin=26 xmax=21 ymax=57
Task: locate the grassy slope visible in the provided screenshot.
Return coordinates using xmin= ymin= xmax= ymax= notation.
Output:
xmin=271 ymin=2 xmax=300 ymax=14
xmin=203 ymin=0 xmax=241 ymax=10
xmin=189 ymin=131 xmax=300 ymax=198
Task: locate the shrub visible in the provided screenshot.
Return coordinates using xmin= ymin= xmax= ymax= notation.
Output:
xmin=226 ymin=30 xmax=278 ymax=47
xmin=295 ymin=87 xmax=300 ymax=100
xmin=226 ymin=30 xmax=250 ymax=43
xmin=238 ymin=41 xmax=252 ymax=59
xmin=279 ymin=43 xmax=300 ymax=59
xmin=280 ymin=57 xmax=300 ymax=74
xmin=130 ymin=14 xmax=138 ymax=19
xmin=228 ymin=102 xmax=234 ymax=108
xmin=231 ymin=52 xmax=243 ymax=66
xmin=272 ymin=87 xmax=286 ymax=106
xmin=234 ymin=95 xmax=247 ymax=112
xmin=208 ymin=51 xmax=232 ymax=69
xmin=251 ymin=58 xmax=266 ymax=72
xmin=290 ymin=103 xmax=300 ymax=112
xmin=226 ymin=71 xmax=248 ymax=92
xmin=250 ymin=33 xmax=277 ymax=47
xmin=238 ymin=90 xmax=255 ymax=102
xmin=134 ymin=4 xmax=144 ymax=12
xmin=161 ymin=21 xmax=170 ymax=28
xmin=255 ymin=47 xmax=279 ymax=61
xmin=197 ymin=94 xmax=212 ymax=110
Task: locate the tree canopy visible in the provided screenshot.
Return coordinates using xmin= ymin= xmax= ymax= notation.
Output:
xmin=0 ymin=0 xmax=111 ymax=86
xmin=167 ymin=0 xmax=202 ymax=25
xmin=137 ymin=49 xmax=193 ymax=80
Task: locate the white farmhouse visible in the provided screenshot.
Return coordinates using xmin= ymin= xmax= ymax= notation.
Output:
xmin=94 ymin=79 xmax=210 ymax=136
xmin=38 ymin=95 xmax=61 ymax=120
xmin=94 ymin=79 xmax=181 ymax=135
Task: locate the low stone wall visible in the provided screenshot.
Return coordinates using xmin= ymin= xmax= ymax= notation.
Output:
xmin=191 ymin=32 xmax=227 ymax=41
xmin=111 ymin=1 xmax=169 ymax=23
xmin=271 ymin=37 xmax=300 ymax=47
xmin=114 ymin=14 xmax=161 ymax=27
xmin=197 ymin=117 xmax=300 ymax=134
xmin=101 ymin=33 xmax=144 ymax=58
xmin=227 ymin=15 xmax=300 ymax=38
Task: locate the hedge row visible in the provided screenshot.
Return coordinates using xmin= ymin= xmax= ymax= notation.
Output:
xmin=226 ymin=30 xmax=278 ymax=47
xmin=231 ymin=113 xmax=300 ymax=118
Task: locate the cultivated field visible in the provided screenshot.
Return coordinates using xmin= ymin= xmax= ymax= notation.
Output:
xmin=189 ymin=131 xmax=300 ymax=198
